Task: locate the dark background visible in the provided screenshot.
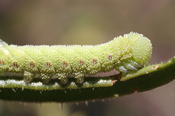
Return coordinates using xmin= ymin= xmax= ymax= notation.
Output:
xmin=0 ymin=0 xmax=175 ymax=116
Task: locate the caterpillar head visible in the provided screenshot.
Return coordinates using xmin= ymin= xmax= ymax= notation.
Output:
xmin=129 ymin=32 xmax=152 ymax=66
xmin=109 ymin=32 xmax=152 ymax=67
xmin=111 ymin=32 xmax=152 ymax=66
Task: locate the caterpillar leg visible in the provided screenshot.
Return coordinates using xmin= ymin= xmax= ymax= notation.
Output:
xmin=125 ymin=64 xmax=137 ymax=71
xmin=130 ymin=61 xmax=143 ymax=69
xmin=41 ymin=73 xmax=52 ymax=84
xmin=118 ymin=66 xmax=128 ymax=75
xmin=52 ymin=73 xmax=68 ymax=85
xmin=24 ymin=71 xmax=34 ymax=83
xmin=124 ymin=61 xmax=143 ymax=71
xmin=116 ymin=61 xmax=143 ymax=75
xmin=74 ymin=73 xmax=85 ymax=85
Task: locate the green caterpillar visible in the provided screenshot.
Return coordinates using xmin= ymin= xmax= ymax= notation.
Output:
xmin=0 ymin=32 xmax=152 ymax=88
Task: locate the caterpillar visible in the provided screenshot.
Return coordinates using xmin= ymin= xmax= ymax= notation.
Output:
xmin=0 ymin=32 xmax=152 ymax=89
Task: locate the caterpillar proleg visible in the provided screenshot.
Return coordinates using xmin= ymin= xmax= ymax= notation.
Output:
xmin=0 ymin=32 xmax=152 ymax=89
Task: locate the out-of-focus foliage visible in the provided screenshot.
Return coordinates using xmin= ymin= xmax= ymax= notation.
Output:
xmin=0 ymin=0 xmax=175 ymax=116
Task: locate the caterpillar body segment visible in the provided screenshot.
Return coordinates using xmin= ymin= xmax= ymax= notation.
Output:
xmin=0 ymin=32 xmax=152 ymax=87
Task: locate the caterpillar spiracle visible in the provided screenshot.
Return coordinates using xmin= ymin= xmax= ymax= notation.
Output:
xmin=0 ymin=32 xmax=152 ymax=89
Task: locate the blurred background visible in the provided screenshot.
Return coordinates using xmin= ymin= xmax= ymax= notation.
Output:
xmin=0 ymin=0 xmax=175 ymax=116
